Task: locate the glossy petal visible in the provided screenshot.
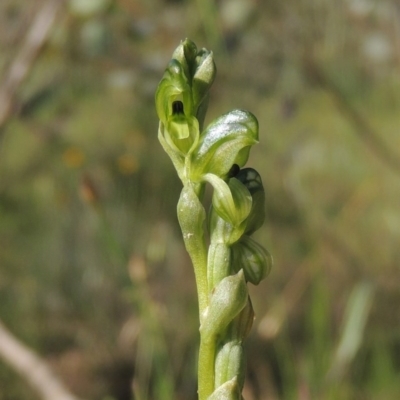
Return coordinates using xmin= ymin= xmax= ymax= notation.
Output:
xmin=190 ymin=110 xmax=258 ymax=180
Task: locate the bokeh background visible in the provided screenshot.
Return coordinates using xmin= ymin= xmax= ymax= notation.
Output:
xmin=1 ymin=0 xmax=400 ymax=399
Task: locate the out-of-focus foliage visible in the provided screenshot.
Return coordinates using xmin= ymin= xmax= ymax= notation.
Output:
xmin=0 ymin=0 xmax=399 ymax=399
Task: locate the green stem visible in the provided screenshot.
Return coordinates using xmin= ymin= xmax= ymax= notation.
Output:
xmin=184 ymin=232 xmax=208 ymax=317
xmin=177 ymin=183 xmax=208 ymax=317
xmin=178 ymin=182 xmax=213 ymax=399
xmin=198 ymin=334 xmax=216 ymax=400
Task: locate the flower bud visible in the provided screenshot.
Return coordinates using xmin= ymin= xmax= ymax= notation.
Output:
xmin=236 ymin=168 xmax=265 ymax=235
xmin=192 ymin=49 xmax=216 ymax=127
xmin=214 ymin=341 xmax=245 ymax=391
xmin=228 ymin=298 xmax=254 ymax=340
xmin=172 ymin=40 xmax=215 ymax=102
xmin=171 ymin=38 xmax=198 ymax=78
xmin=231 ymin=236 xmax=272 ymax=285
xmin=201 ymin=270 xmax=248 ymax=340
xmin=207 ymin=243 xmax=231 ymax=292
xmin=171 ymin=39 xmax=216 ymax=128
xmin=177 ymin=184 xmax=207 ymax=254
xmin=190 ymin=110 xmax=259 ymax=181
xmin=193 ymin=48 xmax=216 ymax=94
xmin=203 ymin=173 xmax=252 ymax=228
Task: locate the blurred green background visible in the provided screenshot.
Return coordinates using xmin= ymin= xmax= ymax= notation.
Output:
xmin=0 ymin=0 xmax=400 ymax=399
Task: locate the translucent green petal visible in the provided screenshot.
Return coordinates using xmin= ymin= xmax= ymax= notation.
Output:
xmin=155 ymin=59 xmax=192 ymax=123
xmin=190 ymin=110 xmax=258 ymax=180
xmin=165 ymin=114 xmax=200 ymax=156
xmin=203 ymin=174 xmax=252 ymax=227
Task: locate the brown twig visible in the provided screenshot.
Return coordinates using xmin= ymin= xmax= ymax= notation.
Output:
xmin=0 ymin=0 xmax=66 ymax=131
xmin=0 ymin=319 xmax=82 ymax=400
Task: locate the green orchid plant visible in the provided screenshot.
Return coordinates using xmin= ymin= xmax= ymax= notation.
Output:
xmin=155 ymin=39 xmax=272 ymax=400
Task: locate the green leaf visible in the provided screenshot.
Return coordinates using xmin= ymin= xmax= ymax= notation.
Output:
xmin=190 ymin=110 xmax=259 ymax=180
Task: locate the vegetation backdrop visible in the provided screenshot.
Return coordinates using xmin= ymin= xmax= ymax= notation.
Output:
xmin=0 ymin=0 xmax=399 ymax=399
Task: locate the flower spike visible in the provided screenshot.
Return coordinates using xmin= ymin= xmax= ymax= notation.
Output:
xmin=155 ymin=39 xmax=272 ymax=400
